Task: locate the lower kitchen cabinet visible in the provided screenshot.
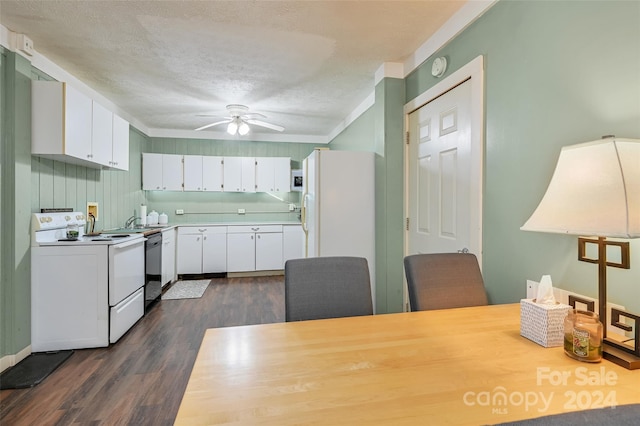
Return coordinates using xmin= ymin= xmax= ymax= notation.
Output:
xmin=283 ymin=224 xmax=304 ymax=263
xmin=177 ymin=226 xmax=227 ymax=274
xmin=227 ymin=225 xmax=283 ymax=272
xmin=161 ymin=228 xmax=176 ymax=287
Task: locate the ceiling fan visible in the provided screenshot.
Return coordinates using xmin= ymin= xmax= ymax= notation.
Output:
xmin=195 ymin=104 xmax=285 ymax=135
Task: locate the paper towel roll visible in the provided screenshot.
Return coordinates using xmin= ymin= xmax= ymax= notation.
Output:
xmin=140 ymin=205 xmax=147 ymax=226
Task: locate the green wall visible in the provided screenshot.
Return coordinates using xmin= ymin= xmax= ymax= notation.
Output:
xmin=406 ymin=0 xmax=640 ymax=311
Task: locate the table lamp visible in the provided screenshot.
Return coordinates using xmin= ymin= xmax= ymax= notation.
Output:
xmin=521 ymin=136 xmax=639 ymax=370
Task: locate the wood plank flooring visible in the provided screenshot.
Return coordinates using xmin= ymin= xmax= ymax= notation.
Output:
xmin=0 ymin=276 xmax=284 ymax=425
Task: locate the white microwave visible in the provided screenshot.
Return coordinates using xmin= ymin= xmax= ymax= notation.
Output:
xmin=291 ymin=169 xmax=303 ymax=192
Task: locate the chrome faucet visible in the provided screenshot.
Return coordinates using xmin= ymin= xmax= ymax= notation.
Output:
xmin=124 ymin=215 xmax=140 ymax=229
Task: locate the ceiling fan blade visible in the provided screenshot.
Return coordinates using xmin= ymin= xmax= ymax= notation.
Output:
xmin=242 ymin=112 xmax=266 ymax=120
xmin=195 ymin=119 xmax=231 ymax=131
xmin=246 ymin=119 xmax=284 ymax=132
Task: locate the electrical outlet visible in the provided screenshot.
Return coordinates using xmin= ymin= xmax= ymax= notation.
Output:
xmin=238 ymin=208 xmax=246 ymax=214
xmin=87 ymin=202 xmax=99 ymax=221
xmin=176 ymin=209 xmax=184 ymax=215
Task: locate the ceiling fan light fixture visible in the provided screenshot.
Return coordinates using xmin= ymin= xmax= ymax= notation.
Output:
xmin=227 ymin=120 xmax=239 ymax=135
xmin=238 ymin=121 xmax=250 ymax=136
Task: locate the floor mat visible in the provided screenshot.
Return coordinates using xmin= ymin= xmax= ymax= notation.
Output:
xmin=162 ymin=279 xmax=210 ymax=300
xmin=0 ymin=350 xmax=73 ymax=389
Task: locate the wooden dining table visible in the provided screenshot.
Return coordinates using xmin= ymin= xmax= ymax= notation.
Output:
xmin=175 ymin=304 xmax=640 ymax=425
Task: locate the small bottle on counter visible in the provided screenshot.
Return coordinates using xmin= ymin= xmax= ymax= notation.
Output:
xmin=564 ymin=309 xmax=603 ymax=362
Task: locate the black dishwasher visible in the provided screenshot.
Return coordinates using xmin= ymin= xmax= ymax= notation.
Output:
xmin=145 ymin=232 xmax=162 ymax=312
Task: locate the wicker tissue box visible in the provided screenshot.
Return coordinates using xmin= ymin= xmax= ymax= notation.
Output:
xmin=520 ymin=298 xmax=571 ymax=347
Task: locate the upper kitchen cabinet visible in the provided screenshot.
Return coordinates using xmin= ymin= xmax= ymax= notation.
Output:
xmin=223 ymin=157 xmax=256 ymax=192
xmin=111 ymin=113 xmax=130 ymax=170
xmin=255 ymin=157 xmax=291 ymax=193
xmin=142 ymin=153 xmax=183 ymax=191
xmin=32 ymin=81 xmax=130 ymax=171
xmin=183 ymin=155 xmax=223 ymax=192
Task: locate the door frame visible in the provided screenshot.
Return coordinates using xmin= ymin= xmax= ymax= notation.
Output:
xmin=403 ymin=55 xmax=485 ymax=265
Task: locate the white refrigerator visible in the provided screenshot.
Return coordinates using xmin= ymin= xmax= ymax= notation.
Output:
xmin=301 ymin=149 xmax=376 ymax=306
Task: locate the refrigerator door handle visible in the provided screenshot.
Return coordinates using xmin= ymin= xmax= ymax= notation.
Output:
xmin=301 ymin=192 xmax=310 ymax=234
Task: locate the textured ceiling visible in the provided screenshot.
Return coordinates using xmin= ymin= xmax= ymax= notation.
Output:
xmin=0 ymin=0 xmax=466 ymax=140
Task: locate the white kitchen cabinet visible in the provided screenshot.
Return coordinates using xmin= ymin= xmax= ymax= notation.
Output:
xmin=91 ymin=100 xmax=113 ymax=168
xmin=111 ymin=113 xmax=130 ymax=171
xmin=256 ymin=231 xmax=284 ymax=270
xmin=255 ymin=157 xmax=291 ymax=193
xmin=202 ymin=156 xmax=224 ymax=191
xmin=226 ymin=232 xmax=255 ymax=272
xmin=183 ymin=155 xmax=203 ymax=191
xmin=223 ymin=157 xmax=255 ymax=192
xmin=283 ymin=224 xmax=304 ymax=264
xmin=177 ymin=226 xmax=227 ymax=274
xmin=32 ymin=81 xmax=93 ymax=166
xmin=142 ymin=153 xmax=183 ymax=191
xmin=227 ymin=225 xmax=283 ymax=272
xmin=32 ymin=81 xmax=130 ymax=171
xmin=161 ymin=228 xmax=176 ymax=287
xmin=184 ymin=155 xmax=223 ymax=191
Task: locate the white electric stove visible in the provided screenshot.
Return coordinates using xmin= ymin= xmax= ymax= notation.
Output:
xmin=31 ymin=212 xmax=146 ymax=351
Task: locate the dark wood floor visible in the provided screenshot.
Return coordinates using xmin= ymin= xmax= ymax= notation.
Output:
xmin=0 ymin=276 xmax=285 ymax=425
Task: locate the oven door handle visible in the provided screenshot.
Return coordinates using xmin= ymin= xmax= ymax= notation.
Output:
xmin=113 ymin=238 xmax=147 ymax=249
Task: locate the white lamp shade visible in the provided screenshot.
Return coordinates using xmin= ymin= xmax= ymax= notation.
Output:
xmin=521 ymin=138 xmax=640 ymax=238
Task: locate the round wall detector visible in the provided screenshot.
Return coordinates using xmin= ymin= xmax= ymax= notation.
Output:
xmin=431 ymin=57 xmax=447 ymax=78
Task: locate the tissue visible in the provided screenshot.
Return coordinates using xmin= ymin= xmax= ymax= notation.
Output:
xmin=535 ymin=274 xmax=556 ymax=304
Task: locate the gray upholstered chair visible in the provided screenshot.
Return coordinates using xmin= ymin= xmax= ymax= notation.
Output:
xmin=285 ymin=256 xmax=373 ymax=321
xmin=403 ymin=253 xmax=488 ymax=311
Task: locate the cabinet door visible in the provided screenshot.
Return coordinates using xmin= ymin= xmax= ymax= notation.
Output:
xmin=283 ymin=225 xmax=304 ymax=265
xmin=142 ymin=153 xmax=164 ymax=190
xmin=255 ymin=157 xmax=275 ymax=192
xmin=255 ymin=232 xmax=283 ymax=270
xmin=177 ymin=233 xmax=203 ymax=274
xmin=91 ymin=101 xmax=113 ymax=167
xmin=64 ymin=84 xmax=93 ymax=161
xmin=223 ymin=157 xmax=242 ymax=192
xmin=241 ymin=157 xmax=256 ymax=192
xmin=111 ymin=113 xmax=130 ymax=170
xmin=227 ymin=233 xmax=255 ymax=272
xmin=162 ymin=154 xmax=184 ymax=191
xmin=202 ymin=156 xmax=223 ymax=192
xmin=202 ymin=231 xmax=227 ymax=273
xmin=183 ymin=155 xmax=203 ymax=191
xmin=162 ymin=230 xmax=176 ymax=287
xmin=274 ymin=157 xmax=291 ymax=193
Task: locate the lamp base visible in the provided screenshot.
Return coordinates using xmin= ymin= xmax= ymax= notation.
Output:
xmin=603 ymin=342 xmax=640 ymax=370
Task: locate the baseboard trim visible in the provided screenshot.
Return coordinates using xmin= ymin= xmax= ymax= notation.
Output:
xmin=227 ymin=270 xmax=284 ymax=278
xmin=0 ymin=345 xmax=32 ymax=373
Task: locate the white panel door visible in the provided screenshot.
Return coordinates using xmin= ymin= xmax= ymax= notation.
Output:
xmin=202 ymin=230 xmax=228 ymax=273
xmin=112 ymin=113 xmax=130 ymax=170
xmin=241 ymin=157 xmax=256 ymax=192
xmin=227 ymin=233 xmax=255 ymax=272
xmin=273 ymin=157 xmax=291 ymax=192
xmin=223 ymin=157 xmax=242 ymax=192
xmin=255 ymin=157 xmax=275 ymax=192
xmin=91 ymin=101 xmax=113 ymax=167
xmin=162 ymin=154 xmax=183 ymax=191
xmin=64 ymin=84 xmax=93 ymax=161
xmin=202 ymin=156 xmax=223 ymax=192
xmin=183 ymin=155 xmax=204 ymax=191
xmin=255 ymin=232 xmax=283 ymax=270
xmin=142 ymin=153 xmax=163 ymax=190
xmin=407 ymin=79 xmax=476 ymax=255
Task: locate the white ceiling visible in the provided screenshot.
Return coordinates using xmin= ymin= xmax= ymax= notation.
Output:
xmin=1 ymin=1 xmax=482 ymax=142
